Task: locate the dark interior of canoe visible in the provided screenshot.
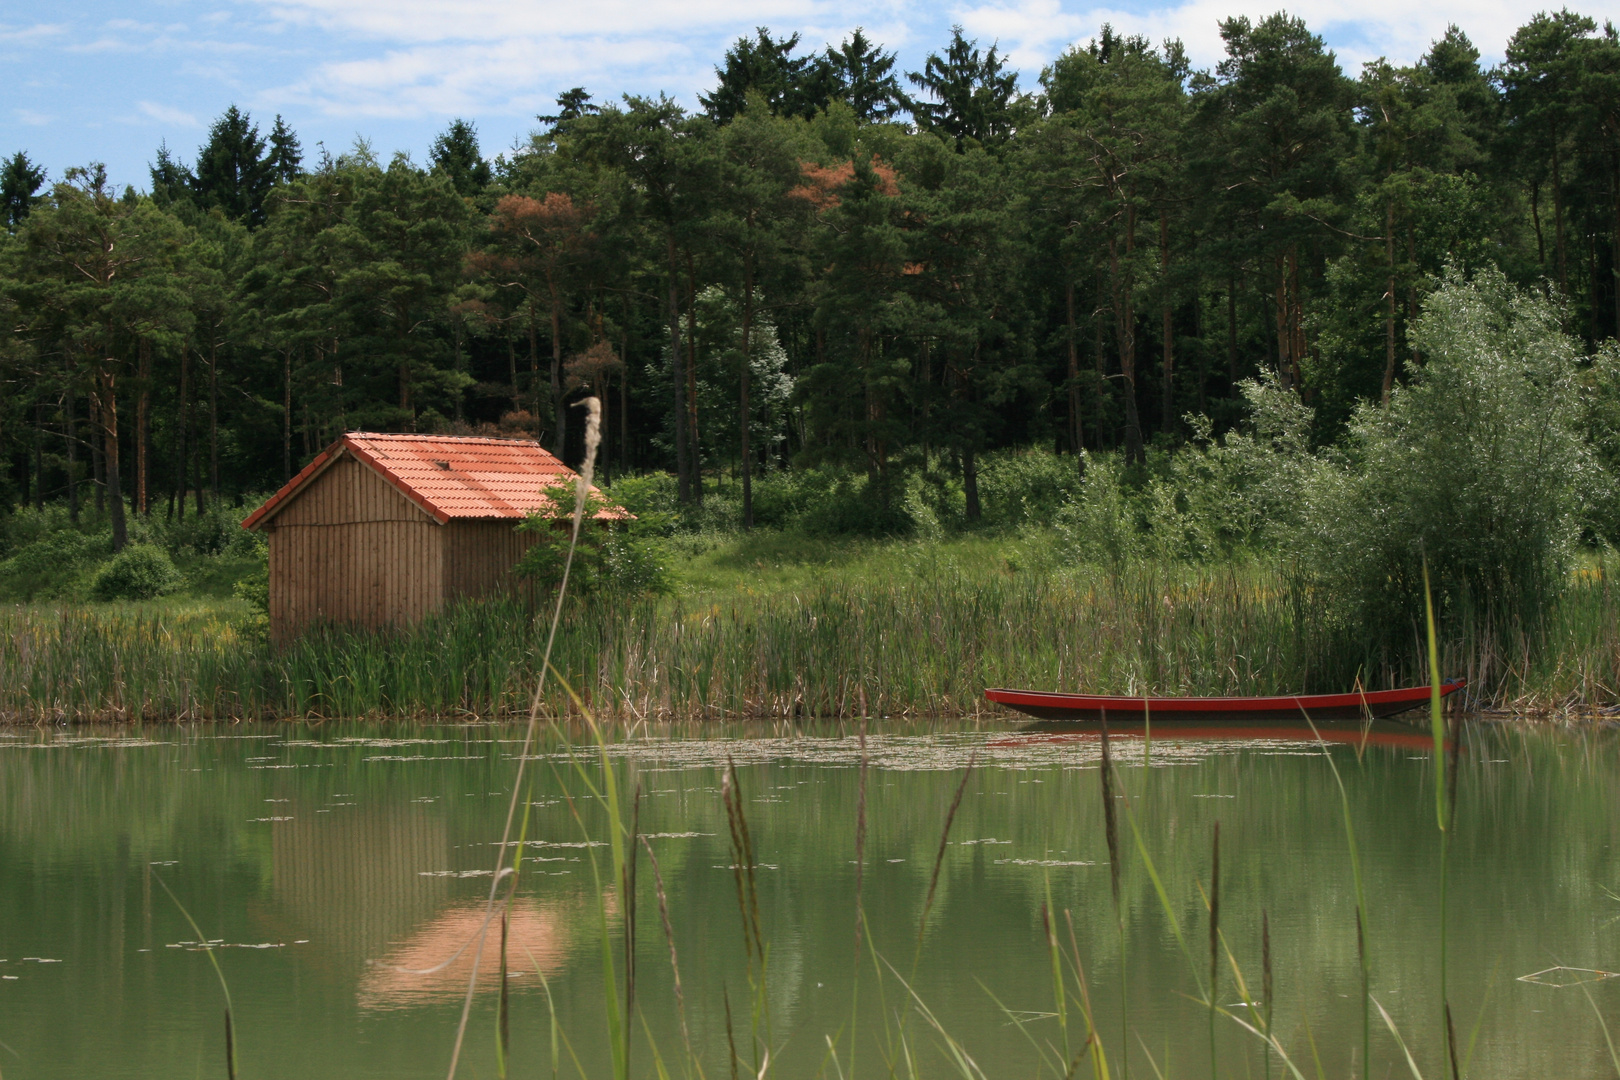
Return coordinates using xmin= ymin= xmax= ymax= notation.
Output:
xmin=984 ymin=679 xmax=1465 ymax=723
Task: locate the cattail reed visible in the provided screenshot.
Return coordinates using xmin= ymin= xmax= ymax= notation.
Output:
xmin=920 ymin=754 xmax=975 ymax=946
xmin=853 ymin=716 xmax=868 ymax=958
xmin=1262 ymin=910 xmax=1273 ymax=1080
xmin=1100 ymin=722 xmax=1121 ymax=908
xmin=1209 ymin=821 xmax=1220 ymax=1080
xmin=497 ymin=912 xmax=510 ymax=1080
xmin=639 ymin=835 xmax=693 ymax=1058
xmin=623 ymin=783 xmax=641 ymax=1074
xmin=722 ymin=758 xmax=764 ymax=965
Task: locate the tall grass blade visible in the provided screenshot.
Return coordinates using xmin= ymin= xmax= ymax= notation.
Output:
xmin=1100 ymin=722 xmax=1128 ymax=1079
xmin=447 ymin=397 xmax=603 ymax=1080
xmin=1209 ymin=822 xmax=1219 ymax=1080
xmin=152 ymin=872 xmax=238 ymax=1080
xmin=1371 ymin=995 xmax=1426 ymax=1080
xmin=1262 ymin=911 xmax=1273 ymax=1080
xmin=918 ymin=756 xmax=975 ymax=952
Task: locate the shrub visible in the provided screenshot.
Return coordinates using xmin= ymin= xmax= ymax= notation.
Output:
xmin=233 ymin=563 xmax=269 ymax=618
xmin=90 ymin=544 xmax=185 ymax=601
xmin=0 ymin=528 xmax=110 ymax=601
xmin=1304 ymin=267 xmax=1591 ymax=644
xmin=515 ymin=496 xmax=675 ymax=599
xmin=975 ymin=450 xmax=1084 ymax=528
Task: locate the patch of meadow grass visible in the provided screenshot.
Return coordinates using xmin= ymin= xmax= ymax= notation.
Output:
xmin=4 ymin=536 xmax=1620 ymax=721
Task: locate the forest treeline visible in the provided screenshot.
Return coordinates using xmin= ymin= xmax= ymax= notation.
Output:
xmin=2 ymin=11 xmax=1619 ymax=548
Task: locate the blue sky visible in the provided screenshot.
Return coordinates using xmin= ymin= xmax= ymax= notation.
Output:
xmin=2 ymin=0 xmax=1558 ymax=190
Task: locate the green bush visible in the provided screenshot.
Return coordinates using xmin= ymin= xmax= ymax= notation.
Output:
xmin=232 ymin=562 xmax=269 ymax=617
xmin=1304 ymin=267 xmax=1591 ymax=643
xmin=90 ymin=544 xmax=185 ymax=601
xmin=515 ymin=495 xmax=675 ymax=599
xmin=975 ymin=450 xmax=1084 ymax=528
xmin=0 ymin=528 xmax=110 ymax=601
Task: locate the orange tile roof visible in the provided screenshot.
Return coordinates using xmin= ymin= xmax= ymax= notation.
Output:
xmin=242 ymin=433 xmax=622 ymax=530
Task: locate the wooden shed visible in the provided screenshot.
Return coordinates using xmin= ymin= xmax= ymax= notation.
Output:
xmin=242 ymin=433 xmax=614 ymax=643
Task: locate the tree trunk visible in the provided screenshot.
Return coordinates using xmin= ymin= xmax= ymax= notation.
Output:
xmin=175 ymin=346 xmax=191 ymax=521
xmin=1551 ymin=128 xmax=1568 ymax=296
xmin=136 ymin=336 xmax=151 ymax=516
xmin=1159 ymin=211 xmax=1174 ymax=436
xmin=1531 ymin=180 xmax=1546 ymax=269
xmin=1065 ymin=278 xmax=1084 ymax=464
xmin=282 ymin=349 xmax=292 ymax=482
xmin=740 ymin=254 xmax=755 ymax=530
xmin=90 ymin=390 xmax=105 ymax=515
xmin=549 ymin=281 xmax=566 ymax=457
xmin=666 ymin=234 xmax=691 ymax=504
xmin=508 ymin=338 xmax=522 ymax=417
xmin=1382 ymin=199 xmax=1398 ymax=406
xmin=1094 ymin=298 xmax=1109 ymax=447
xmin=100 ymin=370 xmax=127 ymax=551
xmin=1226 ymin=273 xmax=1239 ymax=384
xmin=209 ymin=341 xmax=220 ymax=509
xmin=621 ymin=326 xmax=631 ymax=471
xmin=32 ymin=400 xmax=44 ymax=511
xmin=1612 ymin=158 xmax=1620 ymax=335
xmin=528 ymin=301 xmax=542 ymax=441
xmin=452 ymin=323 xmax=465 ymax=425
xmin=65 ymin=391 xmax=79 ymax=525
xmin=685 ymin=250 xmax=702 ymax=506
xmin=1274 ymin=256 xmax=1291 ymax=389
xmin=962 ymin=446 xmax=980 ymax=522
xmin=1110 ymin=228 xmax=1144 ymax=465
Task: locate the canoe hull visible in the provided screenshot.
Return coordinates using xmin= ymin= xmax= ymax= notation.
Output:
xmin=984 ymin=680 xmax=1465 ymax=723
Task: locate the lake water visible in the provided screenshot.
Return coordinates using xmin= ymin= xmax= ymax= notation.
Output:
xmin=1 ymin=717 xmax=1616 ymax=1079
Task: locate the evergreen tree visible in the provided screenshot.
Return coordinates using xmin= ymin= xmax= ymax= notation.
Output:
xmin=1499 ymin=10 xmax=1599 ymax=297
xmin=0 ymin=151 xmax=46 ymax=230
xmin=907 ymin=26 xmax=1022 ymax=150
xmin=266 ymin=116 xmax=303 ymax=185
xmin=537 ymin=88 xmax=599 ymax=139
xmin=148 ymin=142 xmax=195 ymax=211
xmin=429 ymin=119 xmax=492 ymax=197
xmin=701 ymin=29 xmax=836 ymax=122
xmin=192 ymin=106 xmax=273 ymax=226
xmin=826 ymin=30 xmax=909 ymax=122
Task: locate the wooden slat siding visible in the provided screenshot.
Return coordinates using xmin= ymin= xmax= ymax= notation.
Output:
xmin=444 ymin=520 xmax=542 ymax=602
xmin=269 ymin=457 xmax=445 ymax=643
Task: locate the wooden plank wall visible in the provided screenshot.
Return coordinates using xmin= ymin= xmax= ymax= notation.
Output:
xmin=443 ymin=519 xmax=540 ymax=602
xmin=267 ymin=457 xmax=445 ymax=643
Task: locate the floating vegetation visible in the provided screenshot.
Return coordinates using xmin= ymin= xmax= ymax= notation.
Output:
xmin=1516 ymin=967 xmax=1620 ymax=987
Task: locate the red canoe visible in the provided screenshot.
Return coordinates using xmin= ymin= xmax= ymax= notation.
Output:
xmin=984 ymin=679 xmax=1466 ymax=723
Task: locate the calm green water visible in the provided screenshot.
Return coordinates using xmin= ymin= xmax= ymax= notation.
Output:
xmin=1 ymin=718 xmax=1617 ymax=1079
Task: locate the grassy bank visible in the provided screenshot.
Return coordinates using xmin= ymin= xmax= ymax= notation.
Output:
xmin=2 ymin=530 xmax=1616 ymax=723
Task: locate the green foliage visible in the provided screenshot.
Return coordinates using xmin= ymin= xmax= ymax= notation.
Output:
xmin=514 ymin=496 xmax=675 ymax=599
xmin=1580 ymin=342 xmax=1620 ymax=541
xmin=90 ymin=544 xmax=185 ymax=601
xmin=0 ymin=526 xmax=108 ymax=601
xmin=1305 ymin=268 xmax=1591 ymax=642
xmin=974 ymin=450 xmax=1084 ymax=527
xmin=232 ymin=561 xmax=269 ymax=621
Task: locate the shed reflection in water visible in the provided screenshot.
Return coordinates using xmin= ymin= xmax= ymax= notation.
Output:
xmin=0 ymin=718 xmax=1615 ymax=1080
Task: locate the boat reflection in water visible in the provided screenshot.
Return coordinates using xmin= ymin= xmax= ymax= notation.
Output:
xmin=1000 ymin=717 xmax=1450 ymax=751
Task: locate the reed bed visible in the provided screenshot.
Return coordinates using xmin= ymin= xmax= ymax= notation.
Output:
xmin=2 ymin=559 xmax=1618 ymax=722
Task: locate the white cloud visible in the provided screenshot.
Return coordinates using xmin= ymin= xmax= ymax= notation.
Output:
xmin=952 ymin=0 xmax=1537 ymax=78
xmin=14 ymin=108 xmax=54 ymax=126
xmin=0 ymin=21 xmax=66 ymax=44
xmin=138 ymin=100 xmax=203 ymax=127
xmin=250 ymin=0 xmax=853 ymax=42
xmin=245 ymin=0 xmax=927 ymax=118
